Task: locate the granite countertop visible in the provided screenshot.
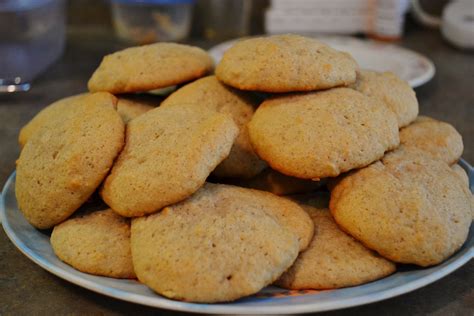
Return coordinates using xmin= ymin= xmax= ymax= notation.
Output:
xmin=0 ymin=27 xmax=472 ymax=315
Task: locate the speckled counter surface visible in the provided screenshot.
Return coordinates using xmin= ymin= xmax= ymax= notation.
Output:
xmin=0 ymin=27 xmax=472 ymax=315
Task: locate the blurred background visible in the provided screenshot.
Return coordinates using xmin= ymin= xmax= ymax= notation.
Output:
xmin=1 ymin=0 xmax=473 ymax=93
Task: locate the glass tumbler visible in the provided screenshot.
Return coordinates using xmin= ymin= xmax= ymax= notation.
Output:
xmin=199 ymin=0 xmax=252 ymax=41
xmin=0 ymin=0 xmax=66 ymax=93
xmin=111 ymin=0 xmax=195 ymax=44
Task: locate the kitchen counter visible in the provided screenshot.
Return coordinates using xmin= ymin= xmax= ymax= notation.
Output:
xmin=0 ymin=27 xmax=473 ymax=315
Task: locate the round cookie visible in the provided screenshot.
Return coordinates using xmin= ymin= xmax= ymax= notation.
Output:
xmin=276 ymin=200 xmax=396 ymax=290
xmin=88 ymin=43 xmax=213 ymax=94
xmin=117 ymin=95 xmax=160 ymax=123
xmin=16 ymin=92 xmax=124 ymax=229
xmin=248 ymin=88 xmax=400 ymax=179
xmin=131 ymin=183 xmax=301 ymax=303
xmin=399 ymin=116 xmax=463 ymax=165
xmin=161 ymin=76 xmax=267 ymax=178
xmin=51 ymin=209 xmax=135 ymax=279
xmin=233 ymin=168 xmax=323 ymax=196
xmin=216 ymin=34 xmax=358 ymax=93
xmin=330 ymin=148 xmax=472 ymax=267
xmin=351 ymin=70 xmax=418 ymax=128
xmin=101 ymin=104 xmax=239 ymax=217
xmin=18 ymin=93 xmax=87 ymax=148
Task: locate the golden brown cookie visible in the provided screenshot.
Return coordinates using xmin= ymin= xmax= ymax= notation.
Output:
xmin=234 ymin=168 xmax=323 ymax=196
xmin=161 ymin=76 xmax=266 ymax=178
xmin=276 ymin=200 xmax=396 ymax=290
xmin=248 ymin=88 xmax=399 ymax=179
xmin=16 ymin=92 xmax=124 ymax=229
xmin=352 ymin=70 xmax=418 ymax=128
xmin=117 ymin=94 xmax=160 ymax=123
xmin=101 ymin=104 xmax=239 ymax=217
xmin=330 ymin=148 xmax=472 ymax=267
xmin=399 ymin=116 xmax=464 ymax=165
xmin=18 ymin=94 xmax=87 ymax=148
xmin=18 ymin=92 xmax=151 ymax=147
xmin=51 ymin=209 xmax=135 ymax=279
xmin=216 ymin=34 xmax=358 ymax=92
xmin=88 ymin=43 xmax=213 ymax=94
xmin=131 ymin=183 xmax=301 ymax=302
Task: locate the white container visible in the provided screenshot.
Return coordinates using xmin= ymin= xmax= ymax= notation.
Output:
xmin=0 ymin=0 xmax=66 ymax=92
xmin=111 ymin=0 xmax=194 ymax=44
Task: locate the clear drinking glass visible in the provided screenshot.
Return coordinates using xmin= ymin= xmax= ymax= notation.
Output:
xmin=0 ymin=0 xmax=66 ymax=93
xmin=199 ymin=0 xmax=251 ymax=41
xmin=111 ymin=0 xmax=195 ymax=44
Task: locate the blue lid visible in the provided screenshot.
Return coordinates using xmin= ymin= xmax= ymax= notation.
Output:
xmin=111 ymin=0 xmax=195 ymax=4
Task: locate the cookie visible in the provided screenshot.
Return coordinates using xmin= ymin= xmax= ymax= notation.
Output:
xmin=351 ymin=70 xmax=418 ymax=127
xmin=101 ymin=104 xmax=239 ymax=217
xmin=216 ymin=34 xmax=358 ymax=92
xmin=248 ymin=88 xmax=400 ymax=179
xmin=16 ymin=92 xmax=124 ymax=229
xmin=234 ymin=168 xmax=323 ymax=196
xmin=88 ymin=43 xmax=213 ymax=94
xmin=330 ymin=148 xmax=472 ymax=266
xmin=18 ymin=94 xmax=87 ymax=148
xmin=117 ymin=95 xmax=160 ymax=123
xmin=51 ymin=209 xmax=135 ymax=279
xmin=161 ymin=76 xmax=267 ymax=178
xmin=276 ymin=199 xmax=396 ymax=290
xmin=18 ymin=93 xmax=145 ymax=147
xmin=131 ymin=183 xmax=301 ymax=302
xmin=399 ymin=116 xmax=463 ymax=165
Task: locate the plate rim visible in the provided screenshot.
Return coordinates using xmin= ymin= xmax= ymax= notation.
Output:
xmin=207 ymin=35 xmax=436 ymax=88
xmin=1 ymin=163 xmax=473 ymax=314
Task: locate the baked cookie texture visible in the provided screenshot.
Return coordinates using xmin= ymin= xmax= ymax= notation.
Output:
xmin=451 ymin=164 xmax=469 ymax=187
xmin=248 ymin=88 xmax=400 ymax=179
xmin=330 ymin=148 xmax=472 ymax=267
xmin=16 ymin=92 xmax=124 ymax=229
xmin=101 ymin=104 xmax=239 ymax=217
xmin=450 ymin=164 xmax=474 ymax=220
xmin=276 ymin=198 xmax=396 ymax=290
xmin=18 ymin=92 xmax=154 ymax=146
xmin=200 ymin=184 xmax=314 ymax=251
xmin=352 ymin=70 xmax=418 ymax=128
xmin=88 ymin=43 xmax=213 ymax=94
xmin=117 ymin=95 xmax=160 ymax=123
xmin=51 ymin=209 xmax=136 ymax=279
xmin=216 ymin=34 xmax=358 ymax=92
xmin=131 ymin=183 xmax=301 ymax=302
xmin=234 ymin=168 xmax=323 ymax=196
xmin=399 ymin=116 xmax=463 ymax=165
xmin=161 ymin=76 xmax=266 ymax=178
xmin=19 ymin=93 xmax=87 ymax=148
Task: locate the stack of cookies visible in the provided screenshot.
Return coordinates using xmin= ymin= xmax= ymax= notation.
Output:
xmin=15 ymin=34 xmax=472 ymax=303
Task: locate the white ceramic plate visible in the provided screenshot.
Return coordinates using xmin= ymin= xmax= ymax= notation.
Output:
xmin=208 ymin=36 xmax=436 ymax=88
xmin=1 ymin=161 xmax=472 ymax=314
